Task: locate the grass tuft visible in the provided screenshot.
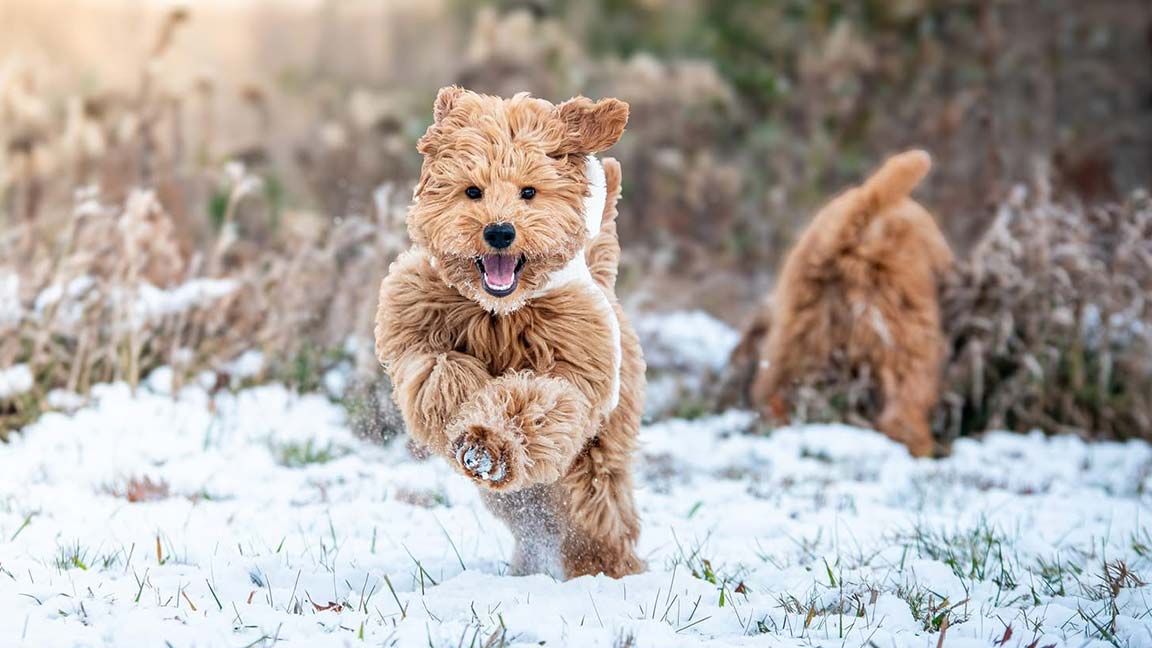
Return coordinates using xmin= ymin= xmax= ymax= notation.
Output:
xmin=274 ymin=439 xmax=347 ymax=468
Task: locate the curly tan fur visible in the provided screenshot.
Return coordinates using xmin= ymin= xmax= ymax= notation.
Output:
xmin=375 ymin=87 xmax=644 ymax=578
xmin=751 ymin=150 xmax=953 ymax=457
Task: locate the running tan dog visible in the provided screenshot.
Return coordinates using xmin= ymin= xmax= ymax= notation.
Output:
xmin=751 ymin=150 xmax=953 ymax=457
xmin=375 ymin=87 xmax=644 ymax=578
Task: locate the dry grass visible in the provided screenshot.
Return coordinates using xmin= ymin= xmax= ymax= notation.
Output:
xmin=939 ymin=181 xmax=1152 ymax=442
xmin=106 ymin=476 xmax=171 ymax=503
xmin=0 ymin=181 xmax=407 ymax=437
xmin=0 ymin=12 xmax=409 ymax=438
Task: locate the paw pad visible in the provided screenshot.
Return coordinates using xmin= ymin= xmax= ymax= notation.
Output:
xmin=455 ymin=439 xmax=507 ymax=483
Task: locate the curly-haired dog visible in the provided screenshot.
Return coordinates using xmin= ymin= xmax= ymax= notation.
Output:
xmin=375 ymin=87 xmax=644 ymax=578
xmin=751 ymin=150 xmax=953 ymax=457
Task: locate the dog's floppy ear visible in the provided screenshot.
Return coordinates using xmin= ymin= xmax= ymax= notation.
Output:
xmin=419 ymin=86 xmax=466 ymax=156
xmin=432 ymin=85 xmax=463 ymax=124
xmin=554 ymin=97 xmax=629 ymax=155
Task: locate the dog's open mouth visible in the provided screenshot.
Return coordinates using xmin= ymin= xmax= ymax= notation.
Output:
xmin=476 ymin=254 xmax=526 ymax=297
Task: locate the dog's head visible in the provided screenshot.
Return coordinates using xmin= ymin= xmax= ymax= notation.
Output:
xmin=408 ymin=86 xmax=628 ymax=313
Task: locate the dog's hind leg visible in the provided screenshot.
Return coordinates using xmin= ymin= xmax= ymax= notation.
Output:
xmin=558 ymin=413 xmax=644 ymax=578
xmin=559 ymin=305 xmax=645 ymax=579
xmin=482 ymin=486 xmax=566 ymax=578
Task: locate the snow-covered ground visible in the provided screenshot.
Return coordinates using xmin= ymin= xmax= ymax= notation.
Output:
xmin=2 ymin=378 xmax=1152 ymax=647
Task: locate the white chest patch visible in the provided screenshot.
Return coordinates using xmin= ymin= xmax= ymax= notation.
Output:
xmin=852 ymin=300 xmax=893 ymax=348
xmin=582 ymin=154 xmax=607 ymax=236
xmin=531 ymin=156 xmax=622 ymax=413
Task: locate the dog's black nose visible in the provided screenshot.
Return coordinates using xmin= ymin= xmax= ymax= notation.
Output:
xmin=483 ymin=223 xmax=516 ymax=249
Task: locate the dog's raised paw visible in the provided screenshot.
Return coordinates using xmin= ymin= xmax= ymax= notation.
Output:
xmin=452 ymin=428 xmax=514 ymax=487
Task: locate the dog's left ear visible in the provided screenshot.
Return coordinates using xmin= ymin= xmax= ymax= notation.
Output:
xmin=418 ymin=86 xmax=466 ymax=157
xmin=432 ymin=85 xmax=464 ymax=124
xmin=555 ymin=97 xmax=629 ymax=155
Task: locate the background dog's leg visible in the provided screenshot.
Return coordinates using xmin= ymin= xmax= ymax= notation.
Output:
xmin=752 ymin=362 xmax=791 ymax=425
xmin=752 ymin=335 xmax=801 ymax=425
xmin=877 ymin=362 xmax=938 ymax=458
xmin=753 ymin=295 xmax=833 ymax=425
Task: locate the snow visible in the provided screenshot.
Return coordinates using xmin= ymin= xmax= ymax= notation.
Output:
xmin=45 ymin=389 xmax=86 ymax=412
xmin=635 ymin=310 xmax=740 ymax=373
xmin=636 ymin=310 xmax=740 ymax=418
xmin=34 ymin=275 xmax=97 ymax=323
xmin=1 ymin=375 xmax=1151 ymax=646
xmin=129 ymin=279 xmax=238 ymax=329
xmin=0 ymin=271 xmax=20 ymax=326
xmin=32 ymin=277 xmax=238 ymax=330
xmin=323 ymin=366 xmax=350 ymax=398
xmin=221 ymin=350 xmax=265 ymax=380
xmin=0 ymin=363 xmax=34 ymax=399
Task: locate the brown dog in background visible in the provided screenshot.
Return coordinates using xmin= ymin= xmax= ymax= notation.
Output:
xmin=750 ymin=150 xmax=953 ymax=457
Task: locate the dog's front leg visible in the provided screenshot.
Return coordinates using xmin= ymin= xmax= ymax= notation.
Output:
xmin=447 ymin=371 xmax=598 ymax=491
xmin=388 ymin=350 xmax=492 ymax=454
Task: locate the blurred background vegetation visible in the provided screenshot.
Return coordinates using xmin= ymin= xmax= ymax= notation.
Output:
xmin=1 ymin=0 xmax=1150 ymax=443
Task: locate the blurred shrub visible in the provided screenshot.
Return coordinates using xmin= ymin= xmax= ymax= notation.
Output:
xmin=577 ymin=0 xmax=1151 ymax=256
xmin=940 ymin=184 xmax=1152 ymax=441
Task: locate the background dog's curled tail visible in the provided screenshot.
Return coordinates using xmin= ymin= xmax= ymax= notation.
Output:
xmin=861 ymin=149 xmax=932 ymax=210
xmin=801 ymin=149 xmax=934 ymax=269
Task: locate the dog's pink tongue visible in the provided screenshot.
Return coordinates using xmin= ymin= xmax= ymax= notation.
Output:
xmin=483 ymin=254 xmax=516 ymax=288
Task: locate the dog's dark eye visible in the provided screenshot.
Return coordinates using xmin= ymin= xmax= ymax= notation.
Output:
xmin=519 ymin=187 xmax=536 ymax=200
xmin=464 ymin=186 xmax=483 ymax=200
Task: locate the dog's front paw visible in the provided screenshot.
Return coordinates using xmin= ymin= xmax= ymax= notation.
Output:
xmin=448 ymin=371 xmax=591 ymax=489
xmin=450 ymin=425 xmax=522 ymax=489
